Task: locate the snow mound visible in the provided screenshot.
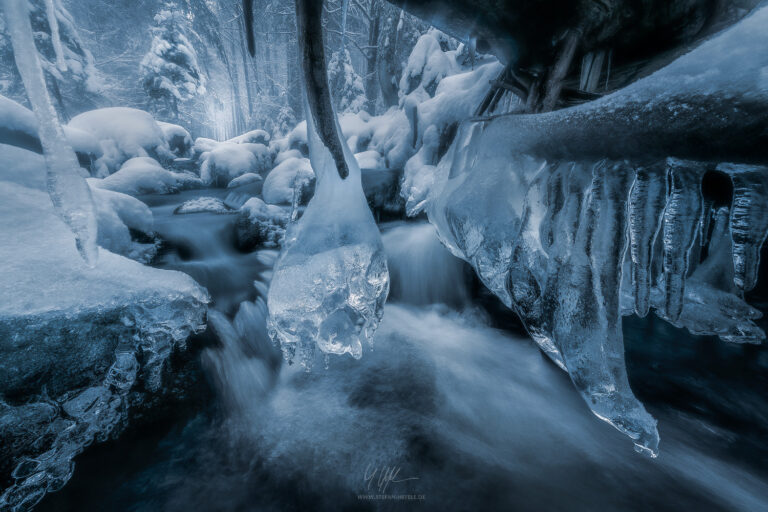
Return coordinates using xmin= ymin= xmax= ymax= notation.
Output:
xmin=262 ymin=156 xmax=315 ymax=205
xmin=90 ymin=186 xmax=157 ymax=261
xmin=157 ymin=121 xmax=192 ymax=157
xmin=228 ymin=129 xmax=270 ymax=145
xmin=193 ymin=136 xmax=218 ymax=156
xmin=227 ymin=172 xmax=263 ymax=188
xmin=200 ymin=143 xmax=258 ymax=187
xmin=174 ymin=196 xmax=235 ymax=215
xmin=91 ymin=157 xmax=179 ymax=195
xmin=68 ymin=107 xmax=173 ymax=171
xmin=274 ymin=148 xmax=303 ymax=165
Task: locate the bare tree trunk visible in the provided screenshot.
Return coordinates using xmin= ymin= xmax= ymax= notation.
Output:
xmin=364 ymin=0 xmax=382 ymax=114
xmin=377 ymin=8 xmax=402 ymax=108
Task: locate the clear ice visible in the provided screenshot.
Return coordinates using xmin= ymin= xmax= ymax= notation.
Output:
xmin=406 ymin=5 xmax=768 ymax=455
xmin=2 ymin=0 xmax=99 ymax=265
xmin=267 ymin=97 xmax=389 ymax=369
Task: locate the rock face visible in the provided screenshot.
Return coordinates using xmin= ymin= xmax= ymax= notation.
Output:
xmin=235 ymin=197 xmax=289 ymax=250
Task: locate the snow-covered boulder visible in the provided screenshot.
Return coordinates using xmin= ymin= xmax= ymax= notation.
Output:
xmin=200 ymin=143 xmax=259 ymax=187
xmin=0 ymin=95 xmax=107 ymax=175
xmin=262 ymin=156 xmax=315 ymax=205
xmin=228 ymin=129 xmax=270 ymax=145
xmin=193 ymin=136 xmax=218 ymax=156
xmin=157 ymin=121 xmax=193 ymax=157
xmin=68 ymin=107 xmax=174 ymax=172
xmin=240 ymin=142 xmax=274 ymax=172
xmin=0 ymin=164 xmax=207 ymax=509
xmin=274 ymin=148 xmax=303 ymax=165
xmin=90 ymin=186 xmax=157 ymax=262
xmin=235 ymin=197 xmax=289 ymax=250
xmin=227 ymin=172 xmax=263 ymax=189
xmin=90 ymin=157 xmax=180 ymax=195
xmin=287 ymin=122 xmax=308 ymax=155
xmin=174 ymin=197 xmax=236 ymax=215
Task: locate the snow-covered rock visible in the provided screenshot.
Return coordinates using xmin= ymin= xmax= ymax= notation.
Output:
xmin=200 ymin=143 xmax=259 ymax=187
xmin=0 ymin=94 xmax=107 ymax=175
xmin=68 ymin=107 xmax=174 ymax=172
xmin=193 ymin=136 xmax=218 ymax=156
xmin=274 ymin=148 xmax=303 ymax=165
xmin=0 ymin=164 xmax=207 ymax=509
xmin=235 ymin=197 xmax=289 ymax=250
xmin=228 ymin=129 xmax=270 ymax=145
xmin=157 ymin=121 xmax=193 ymax=157
xmin=89 ymin=157 xmax=200 ymax=195
xmin=90 ymin=157 xmax=181 ymax=195
xmin=174 ymin=196 xmax=236 ymax=215
xmin=262 ymin=156 xmax=315 ymax=205
xmin=227 ymin=172 xmax=263 ymax=189
xmin=90 ymin=186 xmax=157 ymax=261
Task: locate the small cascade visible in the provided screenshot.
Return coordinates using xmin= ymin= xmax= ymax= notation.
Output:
xmin=382 ymin=222 xmax=470 ymax=307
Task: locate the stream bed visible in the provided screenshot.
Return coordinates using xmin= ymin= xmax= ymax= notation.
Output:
xmin=38 ymin=189 xmax=768 ymax=511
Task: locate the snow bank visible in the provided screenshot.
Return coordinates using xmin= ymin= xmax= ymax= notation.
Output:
xmin=262 ymin=156 xmax=315 ymax=205
xmin=0 ymin=158 xmax=207 ymax=509
xmin=68 ymin=107 xmax=174 ymax=171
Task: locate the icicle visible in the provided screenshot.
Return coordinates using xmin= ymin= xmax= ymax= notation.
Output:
xmin=45 ymin=0 xmax=67 ymax=72
xmin=546 ymin=160 xmax=659 ymax=457
xmin=2 ymin=0 xmax=98 ymax=266
xmin=661 ymin=158 xmax=703 ymax=321
xmin=717 ymin=163 xmax=768 ymax=291
xmin=628 ymin=162 xmax=666 ymax=317
xmin=266 ymin=95 xmax=389 ymax=368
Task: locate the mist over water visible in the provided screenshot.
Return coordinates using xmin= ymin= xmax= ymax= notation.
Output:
xmin=40 ymin=194 xmax=768 ymax=511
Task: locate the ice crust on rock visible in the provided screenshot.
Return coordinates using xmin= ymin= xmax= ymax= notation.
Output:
xmin=0 ymin=172 xmax=207 ymax=510
xmin=267 ymin=99 xmax=389 ymax=369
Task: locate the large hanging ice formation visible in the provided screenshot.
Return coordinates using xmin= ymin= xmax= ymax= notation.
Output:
xmin=266 ymin=0 xmax=389 ymax=369
xmin=2 ymin=0 xmax=98 ymax=265
xmin=407 ymin=4 xmax=768 ymax=455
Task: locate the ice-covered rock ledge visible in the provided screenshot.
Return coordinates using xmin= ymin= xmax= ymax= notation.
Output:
xmin=0 ymin=181 xmax=208 ymax=510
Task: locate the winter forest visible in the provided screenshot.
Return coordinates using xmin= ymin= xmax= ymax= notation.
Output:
xmin=1 ymin=0 xmax=768 ymax=510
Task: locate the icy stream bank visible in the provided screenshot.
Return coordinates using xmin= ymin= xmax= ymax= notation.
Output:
xmin=0 ymin=150 xmax=208 ymax=510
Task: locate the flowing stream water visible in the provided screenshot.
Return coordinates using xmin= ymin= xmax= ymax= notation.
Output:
xmin=39 ymin=189 xmax=768 ymax=511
